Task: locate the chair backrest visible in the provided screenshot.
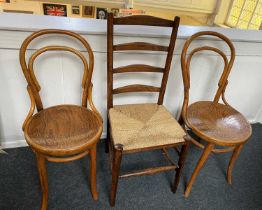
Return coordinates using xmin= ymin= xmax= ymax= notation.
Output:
xmin=20 ymin=29 xmax=94 ymax=111
xmin=107 ymin=13 xmax=180 ymax=109
xmin=180 ymin=31 xmax=235 ymax=120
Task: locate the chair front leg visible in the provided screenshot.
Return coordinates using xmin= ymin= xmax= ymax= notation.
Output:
xmin=36 ymin=153 xmax=48 ymax=210
xmin=89 ymin=145 xmax=98 ymax=200
xmin=227 ymin=144 xmax=243 ymax=185
xmin=184 ymin=143 xmax=214 ymax=198
xmin=172 ymin=141 xmax=189 ymax=193
xmin=110 ymin=144 xmax=123 ymax=207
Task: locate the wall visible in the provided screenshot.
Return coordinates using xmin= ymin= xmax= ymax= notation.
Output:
xmin=0 ymin=0 xmax=40 ymax=14
xmin=214 ymin=0 xmax=232 ymax=26
xmin=0 ymin=0 xmax=81 ymax=17
xmin=0 ymin=13 xmax=261 ymax=149
xmin=133 ymin=7 xmax=208 ymax=26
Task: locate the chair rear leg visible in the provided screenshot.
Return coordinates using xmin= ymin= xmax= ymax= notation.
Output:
xmin=36 ymin=153 xmax=48 ymax=210
xmin=105 ymin=119 xmax=110 ymax=153
xmin=110 ymin=144 xmax=123 ymax=207
xmin=172 ymin=141 xmax=189 ymax=193
xmin=227 ymin=144 xmax=243 ymax=185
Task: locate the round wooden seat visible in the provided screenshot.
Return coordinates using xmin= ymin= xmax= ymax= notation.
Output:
xmin=24 ymin=105 xmax=102 ymax=156
xmin=187 ymin=101 xmax=252 ymax=146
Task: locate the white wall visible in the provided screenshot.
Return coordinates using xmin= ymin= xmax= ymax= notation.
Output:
xmin=0 ymin=13 xmax=261 ymax=148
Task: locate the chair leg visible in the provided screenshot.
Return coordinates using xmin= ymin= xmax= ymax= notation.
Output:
xmin=110 ymin=144 xmax=123 ymax=207
xmin=36 ymin=153 xmax=48 ymax=210
xmin=105 ymin=119 xmax=110 ymax=153
xmin=89 ymin=145 xmax=98 ymax=200
xmin=184 ymin=143 xmax=214 ymax=198
xmin=178 ymin=115 xmax=184 ymax=125
xmin=172 ymin=141 xmax=189 ymax=193
xmin=227 ymin=144 xmax=243 ymax=185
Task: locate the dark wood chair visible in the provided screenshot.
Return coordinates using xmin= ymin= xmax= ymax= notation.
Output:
xmin=180 ymin=31 xmax=252 ymax=197
xmin=107 ymin=13 xmax=190 ymax=206
xmin=19 ymin=29 xmax=103 ymax=210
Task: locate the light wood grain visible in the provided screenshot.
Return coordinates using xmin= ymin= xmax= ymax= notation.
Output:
xmin=180 ymin=31 xmax=252 ymax=197
xmin=113 ymin=64 xmax=164 ymax=74
xmin=20 ymin=29 xmax=102 ymax=209
xmin=112 ymin=84 xmax=161 ymax=94
xmin=113 ymin=42 xmax=169 ymax=51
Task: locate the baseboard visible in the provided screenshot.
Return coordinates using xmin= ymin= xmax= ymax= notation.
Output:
xmin=1 ymin=132 xmax=107 ymax=149
xmin=1 ymin=139 xmax=28 ymax=149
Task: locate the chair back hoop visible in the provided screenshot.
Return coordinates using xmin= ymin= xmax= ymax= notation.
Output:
xmin=19 ymin=29 xmax=94 ymax=111
xmin=180 ymin=31 xmax=235 ymax=121
xmin=107 ymin=13 xmax=180 ymax=109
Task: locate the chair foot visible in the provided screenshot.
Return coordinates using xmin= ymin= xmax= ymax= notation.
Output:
xmin=110 ymin=144 xmax=123 ymax=207
xmin=172 ymin=141 xmax=189 ymax=193
xmin=89 ymin=146 xmax=98 ymax=200
xmin=184 ymin=143 xmax=214 ymax=198
xmin=36 ymin=153 xmax=48 ymax=210
xmin=227 ymin=144 xmax=243 ymax=185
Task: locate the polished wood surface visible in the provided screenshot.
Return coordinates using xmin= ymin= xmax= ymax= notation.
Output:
xmin=112 ymin=84 xmax=161 ymax=94
xmin=20 ymin=29 xmax=102 ymax=209
xmin=187 ymin=101 xmax=252 ymax=146
xmin=20 ymin=29 xmax=95 ymax=111
xmin=113 ymin=15 xmax=174 ymax=27
xmin=36 ymin=153 xmax=49 ymax=210
xmin=113 ymin=64 xmax=164 ymax=73
xmin=180 ymin=31 xmax=252 ymax=197
xmin=227 ymin=144 xmax=243 ymax=185
xmin=184 ymin=143 xmax=214 ymax=197
xmin=107 ymin=13 xmax=188 ymax=206
xmin=172 ymin=141 xmax=190 ymax=193
xmin=107 ymin=13 xmax=180 ymax=110
xmin=110 ymin=144 xmax=123 ymax=207
xmin=113 ymin=42 xmax=169 ymax=51
xmin=119 ymin=165 xmax=178 ymax=178
xmin=25 ymin=105 xmax=102 ymax=156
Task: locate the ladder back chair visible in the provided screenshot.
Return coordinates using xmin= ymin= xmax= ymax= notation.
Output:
xmin=180 ymin=31 xmax=252 ymax=197
xmin=20 ymin=29 xmax=103 ymax=210
xmin=107 ymin=13 xmax=190 ymax=206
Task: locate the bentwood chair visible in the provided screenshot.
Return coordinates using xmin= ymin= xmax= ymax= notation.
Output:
xmin=180 ymin=31 xmax=252 ymax=197
xmin=19 ymin=29 xmax=103 ymax=210
xmin=106 ymin=13 xmax=190 ymax=206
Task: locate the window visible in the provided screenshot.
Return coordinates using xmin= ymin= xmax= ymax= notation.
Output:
xmin=226 ymin=0 xmax=262 ymax=30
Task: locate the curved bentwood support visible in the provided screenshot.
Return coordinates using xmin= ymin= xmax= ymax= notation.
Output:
xmin=19 ymin=29 xmax=102 ymax=209
xmin=20 ymin=29 xmax=95 ymax=111
xmin=180 ymin=31 xmax=251 ymax=197
xmin=181 ymin=31 xmax=235 ymax=127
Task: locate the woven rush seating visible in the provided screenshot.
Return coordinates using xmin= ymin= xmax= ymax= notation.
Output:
xmin=109 ymin=103 xmax=185 ymax=151
xmin=107 ymin=14 xmax=189 ymax=207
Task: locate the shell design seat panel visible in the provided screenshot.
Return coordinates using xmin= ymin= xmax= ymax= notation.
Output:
xmin=187 ymin=101 xmax=252 ymax=145
xmin=25 ymin=105 xmax=102 ymax=155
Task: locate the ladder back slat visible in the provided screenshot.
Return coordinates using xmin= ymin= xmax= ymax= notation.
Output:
xmin=113 ymin=84 xmax=160 ymax=94
xmin=113 ymin=42 xmax=169 ymax=51
xmin=113 ymin=64 xmax=164 ymax=73
xmin=113 ymin=15 xmax=174 ymax=27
